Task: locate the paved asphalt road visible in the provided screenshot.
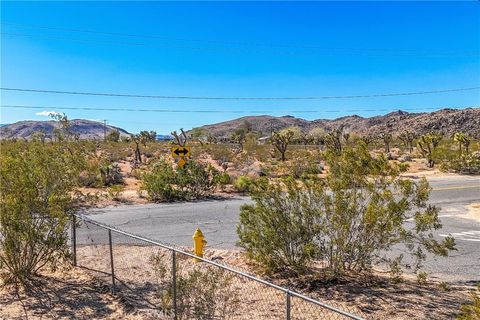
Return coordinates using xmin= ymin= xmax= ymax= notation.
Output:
xmin=83 ymin=175 xmax=479 ymax=282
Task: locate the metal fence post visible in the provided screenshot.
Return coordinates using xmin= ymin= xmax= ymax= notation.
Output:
xmin=286 ymin=290 xmax=291 ymax=320
xmin=108 ymin=229 xmax=116 ymax=295
xmin=172 ymin=250 xmax=177 ymax=320
xmin=71 ymin=214 xmax=77 ymax=266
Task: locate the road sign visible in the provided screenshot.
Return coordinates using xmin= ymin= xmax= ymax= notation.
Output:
xmin=171 ymin=146 xmax=191 ymax=158
xmin=177 ymin=158 xmax=186 ymax=168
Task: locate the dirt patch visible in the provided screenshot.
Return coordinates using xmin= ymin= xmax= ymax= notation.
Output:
xmin=0 ymin=267 xmax=147 ymax=320
xmin=71 ymin=244 xmax=474 ymax=320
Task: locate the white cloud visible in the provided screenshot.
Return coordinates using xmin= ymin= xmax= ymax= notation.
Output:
xmin=36 ymin=111 xmax=62 ymax=117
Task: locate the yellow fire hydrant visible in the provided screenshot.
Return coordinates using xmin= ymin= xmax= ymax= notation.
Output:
xmin=192 ymin=228 xmax=207 ymax=262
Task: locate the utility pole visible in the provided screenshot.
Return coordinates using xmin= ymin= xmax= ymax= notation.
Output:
xmin=103 ymin=120 xmax=107 ymax=141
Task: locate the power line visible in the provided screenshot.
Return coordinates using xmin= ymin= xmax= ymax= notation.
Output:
xmin=2 ymin=104 xmax=476 ymax=114
xmin=2 ymin=86 xmax=479 ymax=101
xmin=3 ymin=22 xmax=479 ymax=57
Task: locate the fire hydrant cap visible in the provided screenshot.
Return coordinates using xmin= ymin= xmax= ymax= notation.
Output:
xmin=192 ymin=228 xmax=204 ymax=239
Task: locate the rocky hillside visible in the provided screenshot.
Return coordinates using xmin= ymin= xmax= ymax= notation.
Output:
xmin=195 ymin=108 xmax=480 ymax=138
xmin=0 ymin=119 xmax=130 ymax=140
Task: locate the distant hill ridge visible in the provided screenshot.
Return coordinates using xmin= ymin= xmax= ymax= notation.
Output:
xmin=194 ymin=108 xmax=480 ymax=138
xmin=0 ymin=119 xmax=130 ymax=140
xmin=2 ymin=108 xmax=479 ymax=140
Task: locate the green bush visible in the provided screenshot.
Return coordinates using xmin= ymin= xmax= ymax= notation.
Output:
xmin=237 ymin=143 xmax=455 ymax=277
xmin=457 ymin=285 xmax=480 ymax=320
xmin=176 ymin=161 xmax=219 ymax=199
xmin=215 ymin=172 xmax=231 ymax=191
xmin=141 ymin=160 xmax=179 ymax=201
xmin=141 ymin=160 xmax=219 ymax=202
xmin=150 ymin=253 xmax=239 ymax=320
xmin=0 ymin=141 xmax=87 ymax=286
xmin=441 ymin=153 xmax=480 ymax=174
xmin=99 ymin=163 xmax=124 ymax=186
xmin=233 ymin=176 xmax=253 ymax=193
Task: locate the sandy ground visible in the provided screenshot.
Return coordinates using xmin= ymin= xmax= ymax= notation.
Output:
xmin=70 ymin=244 xmax=474 ymax=320
xmin=463 ymin=202 xmax=480 ymax=222
xmin=1 ymin=245 xmax=474 ymax=319
xmin=0 ymin=267 xmax=146 ymax=320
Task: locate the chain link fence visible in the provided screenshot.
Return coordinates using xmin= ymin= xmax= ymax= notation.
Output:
xmin=72 ymin=214 xmax=364 ymax=320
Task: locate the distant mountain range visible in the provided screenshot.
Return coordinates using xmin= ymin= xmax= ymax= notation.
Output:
xmin=194 ymin=108 xmax=480 ymax=138
xmin=0 ymin=119 xmax=130 ymax=140
xmin=1 ymin=108 xmax=479 ymax=140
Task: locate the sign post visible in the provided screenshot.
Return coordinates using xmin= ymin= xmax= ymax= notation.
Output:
xmin=171 ymin=146 xmax=190 ymax=168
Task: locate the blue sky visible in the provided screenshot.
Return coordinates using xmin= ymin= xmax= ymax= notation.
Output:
xmin=1 ymin=1 xmax=479 ymax=134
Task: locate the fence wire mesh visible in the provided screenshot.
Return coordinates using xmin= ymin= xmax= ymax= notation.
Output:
xmin=73 ymin=215 xmax=363 ymax=320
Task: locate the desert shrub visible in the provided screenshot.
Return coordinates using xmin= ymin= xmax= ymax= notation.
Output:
xmin=457 ymin=285 xmax=480 ymax=320
xmin=141 ymin=160 xmax=219 ymax=202
xmin=141 ymin=160 xmax=179 ymax=201
xmin=176 ymin=161 xmax=219 ymax=199
xmin=233 ymin=176 xmax=253 ymax=193
xmin=205 ymin=144 xmax=235 ymax=165
xmin=215 ymin=172 xmax=232 ymax=191
xmin=150 ymin=253 xmax=239 ymax=319
xmin=440 ymin=152 xmax=480 ymax=174
xmin=78 ymin=170 xmax=98 ymax=187
xmin=0 ymin=141 xmax=86 ymax=286
xmin=106 ymin=129 xmax=120 ymax=142
xmin=107 ymin=185 xmax=125 ymax=201
xmin=237 ymin=143 xmax=455 ymax=277
xmin=99 ymin=163 xmax=124 ymax=186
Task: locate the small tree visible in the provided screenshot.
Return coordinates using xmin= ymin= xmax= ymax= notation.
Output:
xmin=131 ymin=134 xmax=142 ymax=163
xmin=360 ymin=135 xmax=375 ymax=148
xmin=272 ymin=129 xmax=294 ymax=161
xmin=399 ymin=130 xmax=416 ymax=153
xmin=0 ymin=141 xmax=86 ymax=286
xmin=230 ymin=128 xmax=247 ymax=152
xmin=324 ymin=129 xmax=342 ymax=154
xmin=453 ymin=132 xmax=471 ymax=156
xmin=139 ymin=130 xmax=157 ymax=146
xmin=238 ymin=142 xmax=455 ymax=278
xmin=50 ymin=113 xmax=72 ymax=142
xmin=307 ymin=127 xmax=325 ymax=146
xmin=417 ymin=131 xmax=443 ymax=168
xmin=380 ymin=132 xmax=393 ymax=153
xmin=171 ymin=128 xmax=188 ymax=146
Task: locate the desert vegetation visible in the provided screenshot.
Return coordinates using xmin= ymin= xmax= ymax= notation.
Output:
xmin=1 ymin=113 xmax=479 ymax=319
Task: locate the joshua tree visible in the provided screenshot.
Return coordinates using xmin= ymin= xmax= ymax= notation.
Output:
xmin=417 ymin=131 xmax=442 ymax=168
xmin=272 ymin=129 xmax=295 ymax=161
xmin=324 ymin=129 xmax=342 ymax=154
xmin=131 ymin=134 xmax=142 ymax=163
xmin=307 ymin=127 xmax=326 ymax=146
xmin=230 ymin=128 xmax=247 ymax=152
xmin=171 ymin=128 xmax=188 ymax=146
xmin=453 ymin=132 xmax=471 ymax=156
xmin=380 ymin=132 xmax=393 ymax=153
xmin=139 ymin=130 xmax=157 ymax=146
xmin=399 ymin=130 xmax=416 ymax=154
xmin=360 ymin=135 xmax=375 ymax=148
